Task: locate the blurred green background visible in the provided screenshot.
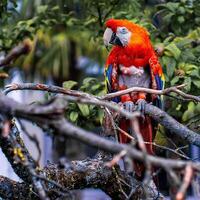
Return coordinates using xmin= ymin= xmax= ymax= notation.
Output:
xmin=0 ymin=0 xmax=200 ymax=141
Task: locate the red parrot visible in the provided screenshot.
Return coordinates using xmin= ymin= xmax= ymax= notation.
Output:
xmin=103 ymin=19 xmax=164 ymax=178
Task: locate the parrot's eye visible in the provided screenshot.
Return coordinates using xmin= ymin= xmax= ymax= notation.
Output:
xmin=120 ymin=27 xmax=128 ymax=34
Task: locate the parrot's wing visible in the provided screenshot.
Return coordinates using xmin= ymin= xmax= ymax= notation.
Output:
xmin=105 ymin=64 xmax=120 ymax=103
xmin=154 ymin=73 xmax=165 ymax=109
xmin=149 ymin=55 xmax=165 ymax=109
xmin=105 ymin=64 xmax=112 ymax=93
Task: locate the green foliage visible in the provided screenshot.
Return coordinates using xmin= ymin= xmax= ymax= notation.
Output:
xmin=0 ymin=4 xmax=75 ymax=50
xmin=65 ymin=78 xmax=105 ymax=129
xmin=0 ymin=0 xmax=17 ymax=21
xmin=158 ymin=27 xmax=200 ymax=122
xmin=155 ymin=0 xmax=200 ymax=37
xmin=63 ymin=81 xmax=78 ymax=89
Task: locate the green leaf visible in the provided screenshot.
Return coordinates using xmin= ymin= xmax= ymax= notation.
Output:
xmin=154 ymin=125 xmax=168 ymax=146
xmin=70 ymin=112 xmax=78 ymax=122
xmin=37 ymin=5 xmax=48 ymax=14
xmin=97 ymin=110 xmax=104 ymax=125
xmin=190 ymin=70 xmax=200 ymax=78
xmin=192 ymin=79 xmax=200 ymax=88
xmin=170 ymin=76 xmax=179 ymax=85
xmin=184 ymin=64 xmax=198 ymax=75
xmin=83 ymin=77 xmax=97 ymax=85
xmin=182 ymin=102 xmax=195 ymax=121
xmin=163 ymin=13 xmax=175 ymax=23
xmin=78 ymin=104 xmax=90 ymax=117
xmin=63 ymin=81 xmax=77 ymax=89
xmin=165 ymin=43 xmax=181 ymax=60
xmin=177 ymin=16 xmax=185 ymax=23
xmin=166 ymin=2 xmax=179 ymax=12
xmin=91 ymin=84 xmax=101 ymax=92
xmin=168 ymin=58 xmax=176 ymax=78
xmin=176 ymin=104 xmax=182 ymax=111
xmin=183 ymin=77 xmax=191 ymax=91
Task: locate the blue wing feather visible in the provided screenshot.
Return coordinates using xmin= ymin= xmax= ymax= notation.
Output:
xmin=105 ymin=64 xmax=120 ymax=103
xmin=154 ymin=74 xmax=164 ymax=109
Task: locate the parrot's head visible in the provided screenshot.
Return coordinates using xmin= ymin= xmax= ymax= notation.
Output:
xmin=103 ymin=19 xmax=150 ymax=49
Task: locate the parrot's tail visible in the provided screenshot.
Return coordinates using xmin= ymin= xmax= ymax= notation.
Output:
xmin=119 ymin=116 xmax=154 ymax=179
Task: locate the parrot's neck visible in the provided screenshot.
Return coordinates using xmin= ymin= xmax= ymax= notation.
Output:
xmin=107 ymin=43 xmax=154 ymax=67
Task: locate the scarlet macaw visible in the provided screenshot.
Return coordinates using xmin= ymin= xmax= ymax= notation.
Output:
xmin=103 ymin=19 xmax=164 ymax=178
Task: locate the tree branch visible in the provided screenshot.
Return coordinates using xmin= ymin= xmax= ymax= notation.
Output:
xmin=0 ymin=91 xmax=199 ymax=167
xmin=0 ymin=121 xmax=36 ymax=183
xmin=51 ymin=119 xmax=200 ymax=171
xmin=0 ymin=40 xmax=32 ymax=68
xmin=0 ymin=157 xmax=162 ymax=200
xmin=3 ymin=83 xmax=200 ymax=147
xmin=0 ymin=121 xmax=50 ymax=200
xmin=1 ymin=84 xmax=200 ymax=199
xmin=0 ymin=176 xmax=36 ymax=200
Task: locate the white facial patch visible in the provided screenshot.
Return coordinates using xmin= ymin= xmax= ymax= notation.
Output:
xmin=116 ymin=27 xmax=131 ymax=46
xmin=103 ymin=28 xmax=113 ymax=47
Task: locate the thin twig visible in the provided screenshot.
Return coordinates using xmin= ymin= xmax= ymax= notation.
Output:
xmin=176 ymin=164 xmax=193 ymax=200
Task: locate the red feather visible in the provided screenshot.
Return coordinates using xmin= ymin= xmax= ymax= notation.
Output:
xmin=106 ymin=19 xmax=154 ymax=68
xmin=104 ymin=19 xmax=163 ymax=178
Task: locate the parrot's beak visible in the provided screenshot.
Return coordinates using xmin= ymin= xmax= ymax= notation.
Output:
xmin=103 ymin=28 xmax=113 ymax=49
xmin=103 ymin=28 xmax=123 ymax=49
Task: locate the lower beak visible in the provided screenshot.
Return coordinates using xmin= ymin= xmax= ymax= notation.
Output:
xmin=109 ymin=32 xmax=123 ymax=46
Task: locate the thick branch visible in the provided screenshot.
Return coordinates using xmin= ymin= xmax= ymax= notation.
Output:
xmin=0 ymin=117 xmax=50 ymax=199
xmin=0 ymin=85 xmax=200 ymax=199
xmin=0 ymin=176 xmax=36 ymax=200
xmin=0 ymin=157 xmax=161 ymax=200
xmin=0 ymin=93 xmax=199 ymax=169
xmin=2 ymin=84 xmax=200 ymax=147
xmin=0 ymin=122 xmax=36 ymax=183
xmin=52 ymin=119 xmax=200 ymax=171
xmin=144 ymin=104 xmax=200 ymax=146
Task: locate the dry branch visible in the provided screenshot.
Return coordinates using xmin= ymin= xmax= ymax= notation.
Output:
xmin=0 ymin=92 xmax=199 ymax=168
xmin=0 ymin=157 xmax=162 ymax=200
xmin=4 ymin=82 xmax=200 ymax=103
xmin=3 ymin=83 xmax=200 ymax=146
xmin=0 ymin=40 xmax=32 ymax=68
xmin=1 ymin=83 xmax=200 ymax=199
xmin=0 ymin=120 xmax=49 ymax=199
xmin=0 ymin=121 xmax=36 ymax=183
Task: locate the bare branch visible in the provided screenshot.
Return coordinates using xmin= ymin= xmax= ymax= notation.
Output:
xmin=1 ymin=83 xmax=200 ymax=199
xmin=0 ymin=121 xmax=49 ymax=200
xmin=4 ymin=83 xmax=199 ymax=104
xmin=0 ymin=40 xmax=32 ymax=68
xmin=176 ymin=164 xmax=193 ymax=200
xmin=0 ymin=92 xmax=199 ymax=167
xmin=102 ymin=84 xmax=200 ymax=103
xmin=2 ymin=83 xmax=200 ymax=146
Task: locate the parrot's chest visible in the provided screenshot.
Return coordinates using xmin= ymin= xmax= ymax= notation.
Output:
xmin=118 ymin=65 xmax=150 ymax=88
xmin=116 ymin=49 xmax=151 ymax=67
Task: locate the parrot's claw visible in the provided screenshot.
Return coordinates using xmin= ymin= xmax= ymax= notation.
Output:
xmin=123 ymin=101 xmax=135 ymax=113
xmin=136 ymin=99 xmax=146 ymax=115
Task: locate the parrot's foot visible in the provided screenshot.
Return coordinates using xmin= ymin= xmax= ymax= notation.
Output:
xmin=136 ymin=99 xmax=146 ymax=115
xmin=122 ymin=101 xmax=135 ymax=112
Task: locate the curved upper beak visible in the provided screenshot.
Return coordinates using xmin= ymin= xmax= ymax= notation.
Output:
xmin=103 ymin=27 xmax=123 ymax=49
xmin=103 ymin=28 xmax=113 ymax=48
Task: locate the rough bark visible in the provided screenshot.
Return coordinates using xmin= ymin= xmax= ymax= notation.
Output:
xmin=0 ymin=157 xmax=161 ymax=200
